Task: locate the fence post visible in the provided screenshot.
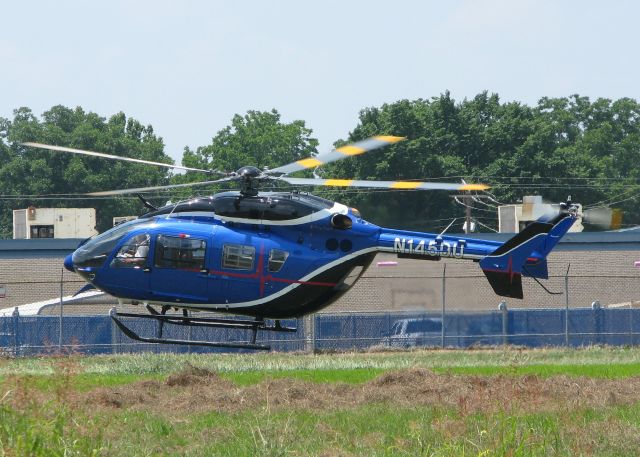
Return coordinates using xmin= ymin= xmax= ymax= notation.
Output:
xmin=187 ymin=310 xmax=193 ymax=354
xmin=499 ymin=301 xmax=508 ymax=345
xmin=591 ymin=300 xmax=601 ymax=345
xmin=109 ymin=307 xmax=119 ymax=354
xmin=311 ymin=315 xmax=317 ymax=353
xmin=564 ymin=264 xmax=571 ymax=347
xmin=12 ymin=307 xmax=19 ymax=357
xmin=630 ymin=302 xmax=634 ymax=346
xmin=441 ymin=264 xmax=446 ymax=349
xmin=304 ymin=315 xmax=315 ymax=353
xmin=59 ymin=268 xmax=64 ymax=352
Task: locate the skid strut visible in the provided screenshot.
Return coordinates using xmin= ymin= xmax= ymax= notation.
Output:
xmin=109 ymin=306 xmax=297 ymax=350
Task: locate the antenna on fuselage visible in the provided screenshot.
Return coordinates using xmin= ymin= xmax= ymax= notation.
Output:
xmin=437 ymin=218 xmax=459 ymax=238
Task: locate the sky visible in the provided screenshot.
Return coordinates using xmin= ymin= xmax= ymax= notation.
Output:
xmin=1 ymin=0 xmax=639 ymax=165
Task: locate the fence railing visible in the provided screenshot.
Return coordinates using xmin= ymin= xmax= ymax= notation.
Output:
xmin=2 ymin=307 xmax=640 ymax=356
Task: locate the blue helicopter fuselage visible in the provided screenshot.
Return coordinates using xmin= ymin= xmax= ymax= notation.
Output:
xmin=66 ymin=191 xmax=575 ymax=318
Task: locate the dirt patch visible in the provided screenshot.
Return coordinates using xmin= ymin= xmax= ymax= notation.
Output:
xmin=164 ymin=363 xmax=227 ymax=387
xmin=72 ymin=367 xmax=640 ymax=415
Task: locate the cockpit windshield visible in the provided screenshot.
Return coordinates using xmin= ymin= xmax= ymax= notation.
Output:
xmin=72 ymin=218 xmax=155 ymax=268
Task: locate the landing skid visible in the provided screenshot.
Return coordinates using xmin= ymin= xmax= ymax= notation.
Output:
xmin=109 ymin=305 xmax=297 ymax=350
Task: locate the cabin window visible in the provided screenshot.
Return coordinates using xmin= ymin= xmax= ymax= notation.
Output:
xmin=154 ymin=235 xmax=206 ymax=270
xmin=267 ymin=249 xmax=289 ymax=272
xmin=111 ymin=233 xmax=151 ymax=268
xmin=222 ymin=244 xmax=255 ymax=270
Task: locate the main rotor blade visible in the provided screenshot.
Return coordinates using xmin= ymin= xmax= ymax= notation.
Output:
xmin=280 ymin=177 xmax=489 ymax=191
xmin=87 ymin=177 xmax=236 ymax=196
xmin=22 ymin=142 xmax=214 ymax=174
xmin=267 ymin=136 xmax=405 ymax=176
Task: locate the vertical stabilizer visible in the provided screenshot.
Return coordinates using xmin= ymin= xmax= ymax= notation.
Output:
xmin=479 ymin=215 xmax=575 ymax=298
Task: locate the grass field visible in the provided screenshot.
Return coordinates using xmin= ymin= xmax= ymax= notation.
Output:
xmin=1 ymin=347 xmax=640 ymax=456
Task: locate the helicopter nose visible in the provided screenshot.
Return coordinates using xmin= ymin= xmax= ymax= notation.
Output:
xmin=64 ymin=253 xmax=75 ymax=272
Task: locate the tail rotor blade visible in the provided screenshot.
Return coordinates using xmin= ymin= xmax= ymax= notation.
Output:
xmin=583 ymin=207 xmax=623 ymax=229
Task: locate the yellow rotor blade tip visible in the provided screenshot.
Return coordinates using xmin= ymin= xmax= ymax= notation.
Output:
xmin=391 ymin=181 xmax=422 ymax=189
xmin=374 ymin=135 xmax=406 ymax=143
xmin=335 ymin=145 xmax=366 ymax=156
xmin=324 ymin=179 xmax=354 ymax=187
xmin=296 ymin=158 xmax=323 ymax=169
xmin=460 ymin=184 xmax=490 ymax=191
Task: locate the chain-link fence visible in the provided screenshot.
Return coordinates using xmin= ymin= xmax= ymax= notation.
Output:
xmin=1 ymin=252 xmax=640 ymax=355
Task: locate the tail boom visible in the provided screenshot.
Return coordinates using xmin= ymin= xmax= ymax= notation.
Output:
xmin=377 ymin=213 xmax=576 ymax=300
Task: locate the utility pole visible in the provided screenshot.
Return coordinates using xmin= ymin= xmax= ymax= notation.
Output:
xmin=450 ymin=194 xmax=494 ymax=233
xmin=464 ymin=194 xmax=472 ymax=234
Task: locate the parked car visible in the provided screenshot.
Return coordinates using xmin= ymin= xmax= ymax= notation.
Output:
xmin=385 ymin=317 xmax=443 ymax=348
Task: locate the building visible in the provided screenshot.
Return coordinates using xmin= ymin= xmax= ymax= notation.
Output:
xmin=497 ymin=195 xmax=623 ymax=233
xmin=13 ymin=207 xmax=97 ymax=239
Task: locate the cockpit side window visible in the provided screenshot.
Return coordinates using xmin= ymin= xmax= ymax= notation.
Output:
xmin=154 ymin=235 xmax=207 ymax=271
xmin=110 ymin=233 xmax=151 ymax=269
xmin=72 ymin=219 xmax=153 ymax=268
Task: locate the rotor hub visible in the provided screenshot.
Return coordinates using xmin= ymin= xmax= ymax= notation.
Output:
xmin=235 ymin=166 xmax=263 ymax=196
xmin=236 ymin=166 xmax=262 ymax=179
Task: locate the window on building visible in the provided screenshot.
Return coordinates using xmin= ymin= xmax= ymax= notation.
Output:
xmin=154 ymin=235 xmax=207 ymax=270
xmin=30 ymin=225 xmax=54 ymax=238
xmin=222 ymin=244 xmax=255 ymax=270
xmin=268 ymin=249 xmax=289 ymax=272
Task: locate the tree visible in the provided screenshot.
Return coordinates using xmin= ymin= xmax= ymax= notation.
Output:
xmin=0 ymin=106 xmax=172 ymax=235
xmin=175 ymin=109 xmax=318 ymax=198
xmin=325 ymin=92 xmax=640 ymax=231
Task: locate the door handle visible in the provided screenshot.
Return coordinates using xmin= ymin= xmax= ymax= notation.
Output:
xmin=143 ymin=267 xmax=152 ymax=273
xmin=200 ymin=268 xmax=209 ymax=274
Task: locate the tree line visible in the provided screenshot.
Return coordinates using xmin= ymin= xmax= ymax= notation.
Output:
xmin=1 ymin=92 xmax=639 ymax=237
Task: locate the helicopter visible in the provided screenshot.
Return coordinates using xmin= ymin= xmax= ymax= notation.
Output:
xmin=24 ymin=137 xmax=578 ymax=350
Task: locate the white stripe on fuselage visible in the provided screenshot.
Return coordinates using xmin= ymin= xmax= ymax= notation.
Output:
xmin=376 ymin=245 xmax=483 ymax=260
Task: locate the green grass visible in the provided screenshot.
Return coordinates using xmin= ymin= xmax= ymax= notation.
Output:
xmin=220 ymin=366 xmax=387 ymax=385
xmin=0 ymin=403 xmax=104 ymax=456
xmin=2 ymin=346 xmax=640 ymax=376
xmin=30 ymin=403 xmax=639 ymax=456
xmin=5 ymin=362 xmax=639 ymax=393
xmin=1 ymin=372 xmax=165 ymax=392
xmin=2 ymin=348 xmax=640 ymax=455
